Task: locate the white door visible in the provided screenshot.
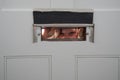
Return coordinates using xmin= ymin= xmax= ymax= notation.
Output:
xmin=1 ymin=0 xmax=120 ymax=80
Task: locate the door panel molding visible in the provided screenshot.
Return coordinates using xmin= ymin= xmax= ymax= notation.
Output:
xmin=4 ymin=55 xmax=52 ymax=80
xmin=75 ymin=55 xmax=120 ymax=80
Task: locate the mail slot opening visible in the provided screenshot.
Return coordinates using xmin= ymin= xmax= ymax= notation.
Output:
xmin=41 ymin=27 xmax=86 ymax=41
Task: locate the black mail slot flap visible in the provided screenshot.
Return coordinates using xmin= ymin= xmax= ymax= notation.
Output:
xmin=33 ymin=11 xmax=93 ymax=24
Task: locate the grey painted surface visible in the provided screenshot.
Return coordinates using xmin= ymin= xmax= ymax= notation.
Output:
xmin=1 ymin=0 xmax=120 ymax=8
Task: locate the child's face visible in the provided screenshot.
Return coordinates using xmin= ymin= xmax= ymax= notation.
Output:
xmin=61 ymin=28 xmax=78 ymax=38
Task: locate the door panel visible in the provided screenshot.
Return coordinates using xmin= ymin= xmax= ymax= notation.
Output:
xmin=75 ymin=56 xmax=118 ymax=80
xmin=4 ymin=56 xmax=52 ymax=80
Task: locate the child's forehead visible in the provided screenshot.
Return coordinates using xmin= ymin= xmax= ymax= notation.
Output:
xmin=62 ymin=28 xmax=76 ymax=30
xmin=62 ymin=28 xmax=76 ymax=33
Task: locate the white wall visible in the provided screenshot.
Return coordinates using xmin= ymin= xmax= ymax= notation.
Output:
xmin=0 ymin=0 xmax=120 ymax=80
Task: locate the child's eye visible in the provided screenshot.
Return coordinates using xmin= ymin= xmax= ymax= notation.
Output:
xmin=60 ymin=33 xmax=64 ymax=35
xmin=69 ymin=32 xmax=76 ymax=35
